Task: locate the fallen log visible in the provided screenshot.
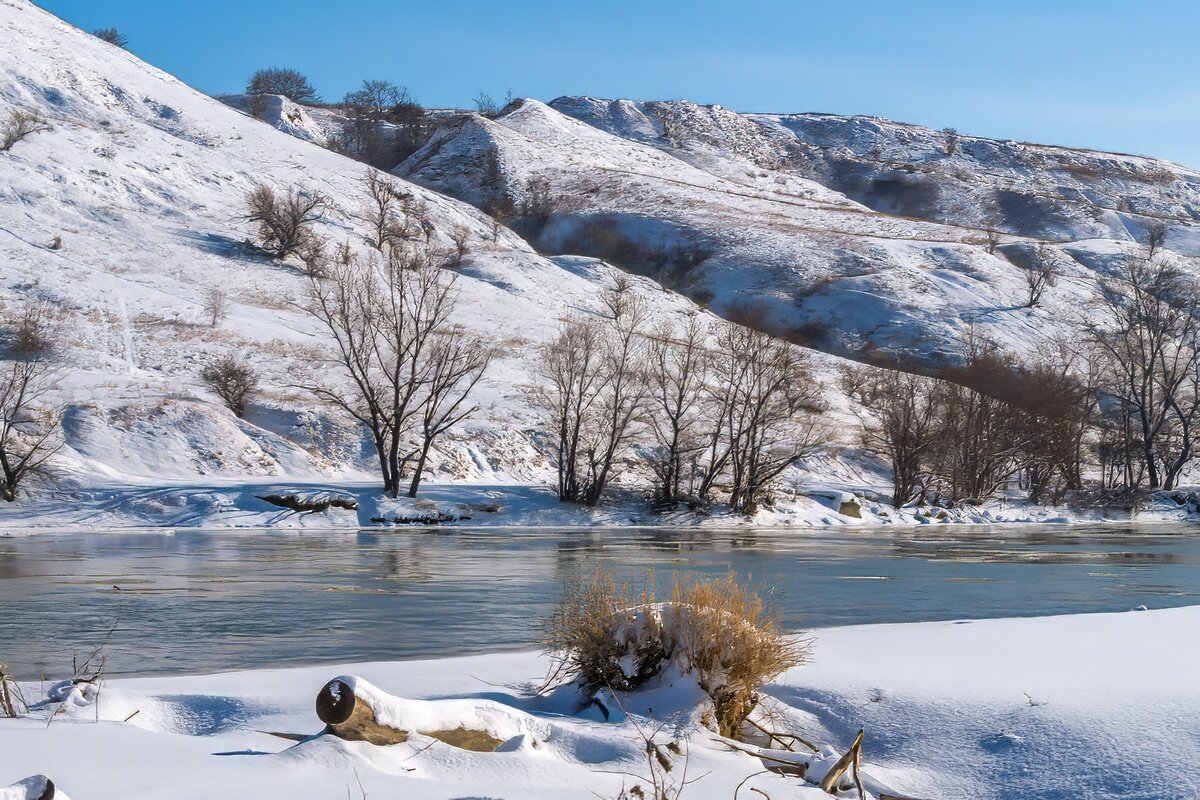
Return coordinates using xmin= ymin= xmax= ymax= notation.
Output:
xmin=315 ymin=677 xmax=503 ymax=751
xmin=1 ymin=775 xmax=58 ymax=800
xmin=818 ymin=728 xmax=863 ymax=794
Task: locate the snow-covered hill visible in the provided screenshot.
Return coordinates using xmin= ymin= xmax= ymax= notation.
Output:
xmin=4 ymin=0 xmax=1199 ymax=526
xmin=6 ymin=0 xmax=845 ymax=522
xmin=393 ymin=96 xmax=1199 ymax=368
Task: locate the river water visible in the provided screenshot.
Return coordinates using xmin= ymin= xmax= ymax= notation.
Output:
xmin=1 ymin=524 xmax=1197 ymax=677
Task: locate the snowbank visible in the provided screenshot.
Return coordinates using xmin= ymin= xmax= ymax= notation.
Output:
xmin=2 ymin=606 xmax=1196 ymax=798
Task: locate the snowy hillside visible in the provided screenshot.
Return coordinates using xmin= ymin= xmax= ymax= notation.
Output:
xmin=4 ymin=0 xmax=1200 ymax=526
xmin=552 ymin=97 xmax=1200 ymax=248
xmin=5 ymin=0 xmax=862 ymax=522
xmin=394 ymin=96 xmax=1200 ymax=368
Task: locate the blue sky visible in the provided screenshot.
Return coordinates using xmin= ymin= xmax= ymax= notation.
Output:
xmin=38 ymin=0 xmax=1200 ymax=166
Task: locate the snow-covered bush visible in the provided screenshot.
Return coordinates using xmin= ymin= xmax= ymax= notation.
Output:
xmin=544 ymin=569 xmax=809 ymax=738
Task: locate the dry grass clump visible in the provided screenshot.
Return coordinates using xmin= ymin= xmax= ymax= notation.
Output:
xmin=668 ymin=574 xmax=807 ymax=736
xmin=543 ymin=568 xmax=809 ymax=738
xmin=543 ymin=567 xmax=665 ymax=693
xmin=0 ymin=660 xmax=26 ymax=717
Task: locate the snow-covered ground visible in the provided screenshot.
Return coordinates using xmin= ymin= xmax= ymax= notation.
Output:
xmin=2 ymin=606 xmax=1195 ymax=799
xmin=1 ymin=477 xmax=1196 ymax=532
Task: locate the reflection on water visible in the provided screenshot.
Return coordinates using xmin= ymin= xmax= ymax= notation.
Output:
xmin=0 ymin=524 xmax=1198 ymax=677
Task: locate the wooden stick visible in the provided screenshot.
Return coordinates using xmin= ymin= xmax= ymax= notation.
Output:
xmin=852 ymin=732 xmax=865 ymax=799
xmin=745 ymin=718 xmax=795 ymax=752
xmin=819 ymin=728 xmax=863 ymax=794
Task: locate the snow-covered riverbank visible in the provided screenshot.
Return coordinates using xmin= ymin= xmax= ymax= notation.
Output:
xmin=3 ymin=606 xmax=1196 ymax=799
xmin=1 ymin=479 xmax=1195 ymax=532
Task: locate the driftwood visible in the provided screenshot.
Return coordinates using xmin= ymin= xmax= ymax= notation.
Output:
xmin=819 ymin=728 xmax=863 ymax=795
xmin=258 ymin=494 xmax=357 ymax=513
xmin=3 ymin=776 xmax=56 ymax=800
xmin=315 ymin=678 xmax=502 ymax=751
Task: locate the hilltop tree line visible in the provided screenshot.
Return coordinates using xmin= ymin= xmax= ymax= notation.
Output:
xmin=244 ymin=68 xmax=512 ymax=170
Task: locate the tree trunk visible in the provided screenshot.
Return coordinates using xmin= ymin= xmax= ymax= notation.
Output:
xmin=407 ymin=445 xmax=430 ymax=498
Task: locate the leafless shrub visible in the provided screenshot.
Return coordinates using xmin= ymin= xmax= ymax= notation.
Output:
xmin=985 ymin=228 xmax=1001 ymax=254
xmin=1 ymin=110 xmax=52 ymax=152
xmin=1025 ymin=244 xmax=1058 ymax=307
xmin=544 ymin=567 xmax=808 ymax=739
xmin=92 ymin=27 xmax=127 ymax=48
xmin=8 ymin=304 xmax=53 ymax=359
xmin=942 ymin=127 xmax=958 ymax=156
xmin=297 ymin=234 xmax=331 ymax=277
xmin=201 ymin=355 xmax=258 ymax=418
xmin=473 ymin=89 xmax=512 ymax=119
xmin=202 ymin=287 xmax=227 ymax=327
xmin=244 ymin=184 xmax=330 ymax=261
xmin=448 ymin=224 xmax=470 ymax=266
xmin=360 ymin=171 xmax=415 ymax=252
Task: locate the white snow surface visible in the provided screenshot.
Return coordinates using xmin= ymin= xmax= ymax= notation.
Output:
xmin=2 ymin=606 xmax=1196 ymax=799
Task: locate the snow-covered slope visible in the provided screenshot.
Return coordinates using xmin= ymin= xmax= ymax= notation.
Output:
xmin=1 ymin=0 xmax=803 ymax=507
xmin=396 ymin=96 xmax=1199 ymax=368
xmin=552 ymin=96 xmax=1200 ymax=251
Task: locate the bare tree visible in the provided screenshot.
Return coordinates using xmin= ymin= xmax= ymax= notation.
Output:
xmin=535 ymin=277 xmax=650 ymax=507
xmin=646 ymin=314 xmax=707 ymax=507
xmin=0 ymin=308 xmax=60 ymax=502
xmin=1 ymin=110 xmax=51 ymax=152
xmin=929 ymin=337 xmax=1034 ymax=503
xmin=344 ymin=80 xmax=408 ymax=117
xmin=92 ymin=27 xmax=127 ymax=48
xmin=843 ymin=367 xmax=940 ymax=507
xmin=1025 ymin=244 xmax=1057 ymax=307
xmin=304 ymin=246 xmax=474 ymax=497
xmin=538 ymin=320 xmax=604 ymax=504
xmin=340 ymin=80 xmax=417 ymax=168
xmin=581 ymin=279 xmax=651 ymax=506
xmin=715 ymin=324 xmax=825 ymax=514
xmin=201 ymin=355 xmax=258 ymax=418
xmin=247 ymin=68 xmax=317 ymax=103
xmin=1146 ymin=222 xmax=1167 ymax=261
xmin=407 ymin=328 xmax=492 ymax=496
xmin=244 ymin=184 xmax=330 ymax=261
xmin=1089 ymin=255 xmax=1200 ymax=489
xmin=202 ymin=287 xmax=227 ymax=327
xmin=360 ymin=171 xmax=413 ymax=252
